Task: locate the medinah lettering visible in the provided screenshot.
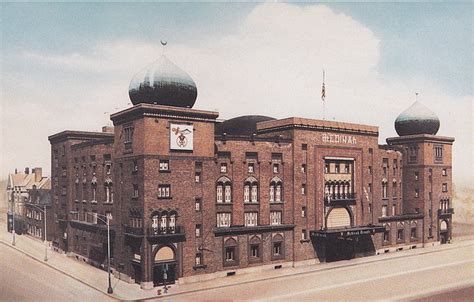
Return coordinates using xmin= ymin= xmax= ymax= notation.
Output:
xmin=322 ymin=133 xmax=357 ymax=144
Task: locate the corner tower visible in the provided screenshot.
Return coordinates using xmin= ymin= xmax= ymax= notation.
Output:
xmin=111 ymin=54 xmax=218 ymax=289
xmin=387 ymin=100 xmax=454 ymax=245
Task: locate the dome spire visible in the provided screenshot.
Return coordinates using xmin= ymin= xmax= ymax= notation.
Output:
xmin=128 ymin=44 xmax=198 ymax=108
xmin=394 ymin=95 xmax=440 ymax=136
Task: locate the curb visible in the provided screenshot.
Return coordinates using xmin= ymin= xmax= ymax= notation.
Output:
xmin=0 ymin=240 xmax=120 ymax=301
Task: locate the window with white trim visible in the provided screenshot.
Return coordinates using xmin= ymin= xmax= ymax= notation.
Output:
xmin=244 ymin=212 xmax=258 ymax=227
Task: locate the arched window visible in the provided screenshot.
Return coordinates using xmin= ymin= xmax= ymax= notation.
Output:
xmin=216 ymin=176 xmax=232 ymax=203
xmin=169 ymin=211 xmax=177 ymax=233
xmin=382 ymin=179 xmax=388 ymax=199
xmin=270 ymin=177 xmax=283 ymax=203
xmin=104 ymin=178 xmax=113 ymax=203
xmin=154 ymin=245 xmax=175 ymax=262
xmin=224 ymin=238 xmax=238 ymax=266
xmin=245 ymin=177 xmax=258 ymax=203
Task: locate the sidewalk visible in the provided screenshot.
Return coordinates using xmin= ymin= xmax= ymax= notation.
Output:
xmin=1 ymin=221 xmax=473 ymax=301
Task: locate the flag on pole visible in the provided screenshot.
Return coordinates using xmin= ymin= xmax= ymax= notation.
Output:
xmin=321 ymin=69 xmax=326 ymax=101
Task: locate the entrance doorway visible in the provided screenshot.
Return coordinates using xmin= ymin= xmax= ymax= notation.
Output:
xmin=153 ymin=263 xmax=176 ymax=286
xmin=153 ymin=245 xmax=177 ymax=286
xmin=440 ymin=220 xmax=449 ymax=244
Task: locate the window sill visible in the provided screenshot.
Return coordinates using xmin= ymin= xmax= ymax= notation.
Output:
xmin=270 ymin=201 xmax=284 ymax=205
xmin=244 ymin=202 xmax=259 ymax=205
xmin=103 ymin=202 xmax=114 ymax=205
xmin=216 ymin=202 xmax=233 ymax=205
xmin=300 ymin=239 xmax=310 ymax=243
xmin=193 ymin=264 xmax=207 ymax=270
xmin=131 ymin=196 xmax=139 ymax=200
xmin=159 ymin=170 xmax=171 ymax=174
xmin=158 ymin=197 xmax=172 ymax=200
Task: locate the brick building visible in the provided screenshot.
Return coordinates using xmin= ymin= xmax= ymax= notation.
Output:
xmin=48 ymin=54 xmax=454 ymax=289
xmin=6 ymin=167 xmax=52 ymax=240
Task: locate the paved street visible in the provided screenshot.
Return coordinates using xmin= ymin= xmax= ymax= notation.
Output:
xmin=0 ymin=243 xmax=116 ymax=302
xmin=155 ymin=244 xmax=474 ymax=301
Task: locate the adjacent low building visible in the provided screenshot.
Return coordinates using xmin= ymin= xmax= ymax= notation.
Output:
xmin=48 ymin=53 xmax=454 ymax=289
xmin=6 ymin=167 xmax=53 ymax=240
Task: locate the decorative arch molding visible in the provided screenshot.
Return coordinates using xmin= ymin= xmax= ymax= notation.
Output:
xmin=153 ymin=244 xmax=177 ymax=263
xmin=217 ymin=176 xmax=232 ymax=184
xmin=440 ymin=220 xmax=448 ymax=231
xmin=325 ymin=206 xmax=353 ymax=229
xmin=244 ymin=176 xmax=258 ymax=184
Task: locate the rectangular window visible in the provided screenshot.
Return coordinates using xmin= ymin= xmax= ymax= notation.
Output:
xmin=195 ymin=172 xmax=201 ymax=183
xmin=301 ymin=164 xmax=307 ymax=173
xmin=368 ymin=166 xmax=372 ymax=175
xmin=250 ymin=244 xmax=260 ymax=258
xmin=411 ymin=227 xmax=417 ymax=239
xmin=368 ymin=183 xmax=372 ymax=193
xmin=244 ymin=212 xmax=258 ymax=227
xmin=442 ymin=168 xmax=447 ymax=176
xmin=301 ymin=206 xmax=307 ymax=218
xmin=195 ymin=224 xmax=202 ymax=237
xmin=302 ymin=144 xmax=307 ymax=150
xmin=224 ymin=185 xmax=232 ymax=203
xmin=325 ymin=163 xmax=330 ymax=174
xmin=301 ymin=184 xmax=306 ymax=195
xmin=335 ymin=164 xmax=340 ymax=174
xmin=344 ymin=164 xmax=350 ymax=173
xmin=383 ymin=230 xmax=390 ymax=242
xmin=133 ymin=160 xmax=138 ymax=172
xmin=273 ymin=164 xmax=279 ymax=173
xmin=225 ymin=247 xmax=235 ymax=262
xmin=158 ymin=185 xmax=171 ymax=198
xmin=217 ymin=213 xmax=231 ymax=227
xmin=195 ymin=198 xmax=202 ymax=212
xmin=220 ymin=163 xmax=227 ymax=173
xmin=434 ymin=145 xmax=443 ymax=162
xmin=273 ymin=242 xmax=282 ymax=256
xmin=216 ymin=185 xmax=223 ymax=203
xmin=132 ymin=184 xmax=139 ymax=198
xmin=195 ymin=161 xmax=202 ymax=183
xmin=248 ymin=163 xmax=255 ymax=173
xmin=270 ymin=211 xmax=282 ymax=225
xmin=392 ymin=204 xmax=396 ymax=216
xmin=159 ymin=160 xmax=169 ymax=171
xmin=301 ymin=229 xmax=307 ymax=240
xmin=382 ymin=205 xmax=388 ymax=217
xmin=442 ymin=183 xmax=448 ymax=192
xmin=368 ymin=203 xmax=372 ymax=213
xmin=415 ymin=189 xmax=419 ymax=198
xmin=124 ymin=126 xmax=134 ymax=144
xmin=397 ymin=229 xmax=404 ymax=241
xmin=414 ymin=171 xmax=419 ymax=181
xmin=195 ymin=253 xmax=202 ymax=266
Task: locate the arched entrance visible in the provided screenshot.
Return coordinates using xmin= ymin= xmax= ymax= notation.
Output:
xmin=326 ymin=207 xmax=352 ymax=228
xmin=440 ymin=220 xmax=449 ymax=244
xmin=153 ymin=245 xmax=177 ymax=286
xmin=325 ymin=207 xmax=355 ymax=261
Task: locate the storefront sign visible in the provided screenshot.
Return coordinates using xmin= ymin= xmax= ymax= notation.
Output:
xmin=170 ymin=123 xmax=193 ymax=151
xmin=322 ymin=133 xmax=357 ymax=145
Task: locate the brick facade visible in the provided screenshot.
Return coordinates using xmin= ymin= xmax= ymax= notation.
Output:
xmin=48 ymin=104 xmax=454 ymax=288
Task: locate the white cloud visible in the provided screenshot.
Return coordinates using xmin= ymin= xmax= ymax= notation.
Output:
xmin=2 ymin=3 xmax=472 ymax=185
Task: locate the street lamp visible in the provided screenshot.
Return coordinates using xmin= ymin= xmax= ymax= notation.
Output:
xmin=86 ymin=212 xmax=113 ymax=294
xmin=11 ymin=186 xmax=18 ymax=246
xmin=28 ymin=204 xmax=48 ymax=261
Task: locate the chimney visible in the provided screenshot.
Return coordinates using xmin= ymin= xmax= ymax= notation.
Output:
xmin=34 ymin=167 xmax=42 ymax=182
xmin=102 ymin=126 xmax=114 ymax=133
xmin=25 ymin=167 xmax=29 ymax=174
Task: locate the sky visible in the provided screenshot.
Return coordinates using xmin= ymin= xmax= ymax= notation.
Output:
xmin=0 ymin=2 xmax=472 ymax=186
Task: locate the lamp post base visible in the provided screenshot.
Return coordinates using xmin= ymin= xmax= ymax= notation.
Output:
xmin=107 ymin=287 xmax=113 ymax=294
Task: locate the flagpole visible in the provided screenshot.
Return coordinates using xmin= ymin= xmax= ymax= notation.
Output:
xmin=322 ymin=69 xmax=326 ymax=120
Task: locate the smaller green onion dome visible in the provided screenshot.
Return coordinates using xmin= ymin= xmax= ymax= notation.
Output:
xmin=395 ymin=101 xmax=440 ymax=136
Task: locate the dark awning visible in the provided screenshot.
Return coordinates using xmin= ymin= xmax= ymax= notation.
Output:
xmin=310 ymin=225 xmax=385 ymax=239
